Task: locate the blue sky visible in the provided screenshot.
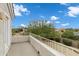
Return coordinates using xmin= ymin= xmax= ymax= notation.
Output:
xmin=12 ymin=3 xmax=79 ymax=29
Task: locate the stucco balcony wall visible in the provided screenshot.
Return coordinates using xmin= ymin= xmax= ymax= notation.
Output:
xmin=29 ymin=35 xmax=64 ymax=56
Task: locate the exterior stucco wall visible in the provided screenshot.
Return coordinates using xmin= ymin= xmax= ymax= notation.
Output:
xmin=0 ymin=20 xmax=4 ymax=55
xmin=0 ymin=4 xmax=10 ymax=18
xmin=0 ymin=3 xmax=14 ymax=55
xmin=0 ymin=16 xmax=11 ymax=56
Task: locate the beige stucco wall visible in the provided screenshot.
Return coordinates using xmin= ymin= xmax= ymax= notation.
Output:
xmin=0 ymin=20 xmax=4 ymax=55
xmin=0 ymin=3 xmax=14 ymax=55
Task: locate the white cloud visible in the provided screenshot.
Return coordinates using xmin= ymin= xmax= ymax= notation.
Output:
xmin=21 ymin=24 xmax=26 ymax=27
xmin=67 ymin=6 xmax=79 ymax=17
xmin=61 ymin=23 xmax=70 ymax=26
xmin=58 ymin=11 xmax=63 ymax=13
xmin=55 ymin=21 xmax=60 ymax=23
xmin=40 ymin=16 xmax=45 ymax=18
xmin=13 ymin=4 xmax=30 ymax=16
xmin=26 ymin=11 xmax=30 ymax=15
xmin=46 ymin=21 xmax=51 ymax=24
xmin=50 ymin=16 xmax=59 ymax=20
xmin=60 ymin=3 xmax=70 ymax=6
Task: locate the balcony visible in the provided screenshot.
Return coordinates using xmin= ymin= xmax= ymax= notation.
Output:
xmin=7 ymin=33 xmax=79 ymax=56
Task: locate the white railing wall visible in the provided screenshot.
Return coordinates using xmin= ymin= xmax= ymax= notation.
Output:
xmin=29 ymin=35 xmax=64 ymax=56
xmin=30 ymin=33 xmax=79 ymax=56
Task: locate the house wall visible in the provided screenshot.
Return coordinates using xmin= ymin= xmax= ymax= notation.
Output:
xmin=0 ymin=3 xmax=14 ymax=55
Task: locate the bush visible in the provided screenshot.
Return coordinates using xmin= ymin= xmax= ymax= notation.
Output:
xmin=74 ymin=36 xmax=79 ymax=40
xmin=27 ymin=20 xmax=56 ymax=39
xmin=54 ymin=37 xmax=61 ymax=42
xmin=12 ymin=28 xmax=23 ymax=34
xmin=62 ymin=30 xmax=75 ymax=40
xmin=63 ymin=38 xmax=72 ymax=46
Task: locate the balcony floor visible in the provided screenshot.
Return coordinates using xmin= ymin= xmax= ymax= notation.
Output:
xmin=7 ymin=35 xmax=38 ymax=56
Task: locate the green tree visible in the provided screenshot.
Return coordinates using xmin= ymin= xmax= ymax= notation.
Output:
xmin=27 ymin=20 xmax=56 ymax=39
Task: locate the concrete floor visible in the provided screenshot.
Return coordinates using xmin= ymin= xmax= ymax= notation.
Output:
xmin=7 ymin=35 xmax=38 ymax=56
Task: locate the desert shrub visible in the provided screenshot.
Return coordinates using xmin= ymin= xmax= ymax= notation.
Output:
xmin=54 ymin=37 xmax=60 ymax=42
xmin=63 ymin=38 xmax=72 ymax=46
xmin=62 ymin=30 xmax=75 ymax=40
xmin=12 ymin=28 xmax=23 ymax=34
xmin=74 ymin=36 xmax=79 ymax=40
xmin=27 ymin=20 xmax=56 ymax=39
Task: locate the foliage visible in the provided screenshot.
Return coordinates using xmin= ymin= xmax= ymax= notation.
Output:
xmin=27 ymin=20 xmax=56 ymax=39
xmin=63 ymin=38 xmax=72 ymax=46
xmin=62 ymin=30 xmax=75 ymax=40
xmin=27 ymin=20 xmax=79 ymax=48
xmin=12 ymin=28 xmax=23 ymax=35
